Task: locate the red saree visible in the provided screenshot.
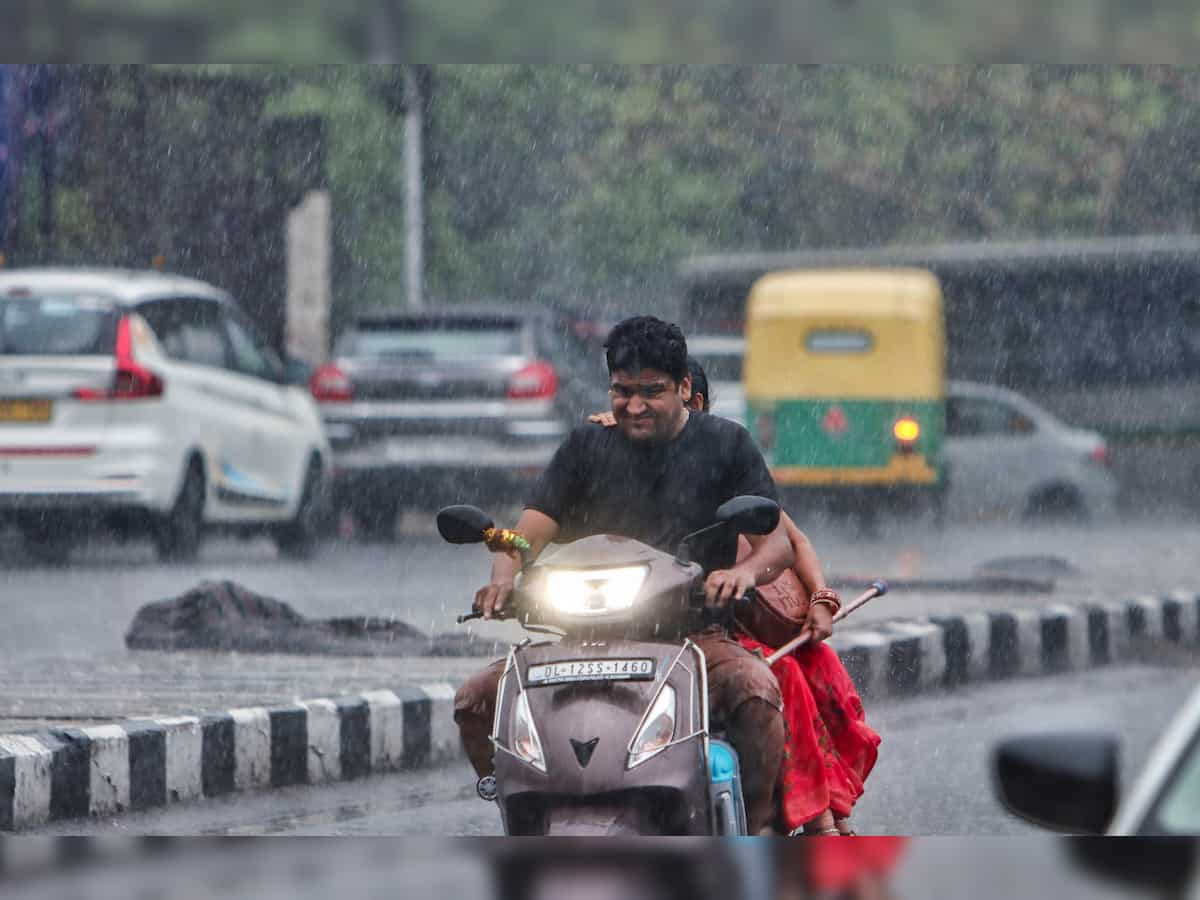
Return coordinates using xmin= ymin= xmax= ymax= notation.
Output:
xmin=734 ymin=540 xmax=881 ymax=829
xmin=739 ymin=633 xmax=881 ymax=827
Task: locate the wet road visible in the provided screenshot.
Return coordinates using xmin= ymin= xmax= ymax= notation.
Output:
xmin=3 ymin=517 xmax=1200 ymax=665
xmin=29 ymin=663 xmax=1197 ymax=837
xmin=0 ymin=837 xmax=1172 ymax=900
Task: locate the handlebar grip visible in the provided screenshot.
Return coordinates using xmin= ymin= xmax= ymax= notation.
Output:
xmin=735 ymin=587 xmax=760 ymax=606
xmin=691 ymin=587 xmax=760 ymax=608
xmin=458 ymin=609 xmax=517 ymax=623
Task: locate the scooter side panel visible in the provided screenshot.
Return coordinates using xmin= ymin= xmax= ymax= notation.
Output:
xmin=493 ymin=640 xmax=712 ymax=835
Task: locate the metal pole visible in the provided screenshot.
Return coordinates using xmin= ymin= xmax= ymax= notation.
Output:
xmin=0 ymin=65 xmax=11 ymax=258
xmin=404 ymin=64 xmax=423 ymax=310
xmin=763 ymin=581 xmax=888 ymax=666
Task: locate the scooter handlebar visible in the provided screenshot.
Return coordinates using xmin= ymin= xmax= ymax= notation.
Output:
xmin=457 ymin=608 xmax=518 ymax=623
xmin=459 ymin=586 xmax=763 ymax=624
xmin=736 ymin=587 xmax=761 ymax=607
xmin=689 ymin=586 xmax=760 ymax=608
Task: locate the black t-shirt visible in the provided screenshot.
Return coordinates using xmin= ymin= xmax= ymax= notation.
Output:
xmin=526 ymin=412 xmax=778 ymax=573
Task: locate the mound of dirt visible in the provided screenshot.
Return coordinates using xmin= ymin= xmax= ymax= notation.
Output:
xmin=125 ymin=580 xmax=506 ymax=657
xmin=973 ymin=555 xmax=1081 ymax=580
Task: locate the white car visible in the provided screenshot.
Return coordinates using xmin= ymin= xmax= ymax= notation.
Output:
xmin=686 ymin=334 xmax=746 ymax=428
xmin=945 ymin=380 xmax=1118 ymax=521
xmin=684 ymin=336 xmax=1117 ymax=521
xmin=0 ymin=268 xmax=331 ymax=563
xmin=994 ymin=681 xmax=1200 ymax=836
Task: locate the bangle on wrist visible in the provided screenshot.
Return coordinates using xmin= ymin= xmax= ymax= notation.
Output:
xmin=810 ymin=589 xmax=841 ymax=615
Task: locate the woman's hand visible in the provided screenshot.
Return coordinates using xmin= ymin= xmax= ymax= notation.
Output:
xmin=802 ymin=601 xmax=834 ymax=643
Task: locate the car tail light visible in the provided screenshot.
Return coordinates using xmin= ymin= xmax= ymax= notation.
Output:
xmin=894 ymin=416 xmax=920 ymax=450
xmin=508 ymin=361 xmax=558 ymax=400
xmin=1088 ymin=444 xmax=1110 ymax=466
xmin=309 ymin=363 xmax=354 ymax=403
xmin=73 ymin=316 xmax=164 ymax=402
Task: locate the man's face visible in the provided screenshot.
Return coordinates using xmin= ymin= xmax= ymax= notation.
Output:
xmin=609 ymin=368 xmax=690 ymax=442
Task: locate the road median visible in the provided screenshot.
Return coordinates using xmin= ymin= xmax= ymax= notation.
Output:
xmin=3 ymin=590 xmax=1198 ymax=832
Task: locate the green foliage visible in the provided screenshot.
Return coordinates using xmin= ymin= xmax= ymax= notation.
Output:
xmin=8 ymin=1 xmax=1200 ymax=62
xmin=16 ymin=64 xmax=1200 ymax=319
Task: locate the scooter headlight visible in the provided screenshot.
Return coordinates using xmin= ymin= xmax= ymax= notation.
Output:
xmin=510 ymin=689 xmax=546 ymax=772
xmin=627 ymin=684 xmax=677 ymax=769
xmin=544 ymin=565 xmax=649 ymax=617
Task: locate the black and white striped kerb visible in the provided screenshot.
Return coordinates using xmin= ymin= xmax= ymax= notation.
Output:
xmin=831 ymin=591 xmax=1200 ymax=699
xmin=0 ymin=684 xmax=460 ymax=832
xmin=5 ymin=592 xmax=1199 ymax=832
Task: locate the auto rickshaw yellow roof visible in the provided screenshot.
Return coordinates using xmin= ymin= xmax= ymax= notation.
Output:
xmin=747 ymin=268 xmax=942 ymax=320
xmin=743 ymin=267 xmax=945 ymax=400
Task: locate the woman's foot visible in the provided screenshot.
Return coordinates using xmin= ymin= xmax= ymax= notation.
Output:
xmin=800 ymin=810 xmax=839 ymax=834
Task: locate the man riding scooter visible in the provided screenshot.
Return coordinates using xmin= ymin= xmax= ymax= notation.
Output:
xmin=453 ymin=315 xmax=828 ymax=834
xmin=592 ymin=357 xmax=870 ymax=836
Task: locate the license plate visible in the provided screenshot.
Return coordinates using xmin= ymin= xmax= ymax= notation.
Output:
xmin=0 ymin=399 xmax=52 ymax=423
xmin=526 ymin=658 xmax=656 ymax=686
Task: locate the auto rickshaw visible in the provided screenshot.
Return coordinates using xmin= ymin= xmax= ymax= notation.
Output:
xmin=743 ymin=268 xmax=946 ymax=520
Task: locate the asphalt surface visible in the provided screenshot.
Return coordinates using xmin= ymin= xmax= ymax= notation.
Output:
xmin=26 ymin=663 xmax=1196 ymax=837
xmin=2 ymin=516 xmax=1198 ymax=732
xmin=3 ymin=516 xmax=1200 ymax=665
xmin=0 ymin=838 xmax=1178 ymax=900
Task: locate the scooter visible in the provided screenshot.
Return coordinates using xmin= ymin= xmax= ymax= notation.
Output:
xmin=437 ymin=495 xmax=783 ymax=836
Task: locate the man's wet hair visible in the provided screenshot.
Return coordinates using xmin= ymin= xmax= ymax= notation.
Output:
xmin=687 ymin=357 xmax=711 ymax=413
xmin=604 ymin=316 xmax=689 ymax=384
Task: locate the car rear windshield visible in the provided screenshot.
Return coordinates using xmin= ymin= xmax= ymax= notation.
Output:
xmin=688 ymin=337 xmax=745 ymax=382
xmin=0 ymin=292 xmax=118 ymax=356
xmin=344 ymin=319 xmax=524 ymax=359
xmin=694 ymin=352 xmax=743 ymax=383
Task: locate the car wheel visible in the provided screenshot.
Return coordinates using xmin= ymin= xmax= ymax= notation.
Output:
xmin=276 ymin=456 xmax=326 ymax=560
xmin=156 ymin=459 xmax=205 ymax=563
xmin=22 ymin=524 xmax=73 ymax=566
xmin=1024 ymin=484 xmax=1088 ymax=524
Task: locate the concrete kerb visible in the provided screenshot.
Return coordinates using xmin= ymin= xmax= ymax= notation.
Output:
xmin=0 ymin=683 xmax=460 ymax=833
xmin=2 ymin=591 xmax=1199 ymax=833
xmin=910 ymin=590 xmax=1200 ymax=700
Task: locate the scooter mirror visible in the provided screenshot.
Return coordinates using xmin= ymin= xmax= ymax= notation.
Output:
xmin=715 ymin=496 xmax=780 ymax=536
xmin=437 ymin=505 xmax=496 ymax=544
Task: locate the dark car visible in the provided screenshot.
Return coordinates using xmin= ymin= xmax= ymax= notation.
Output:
xmin=312 ymin=304 xmax=604 ymax=537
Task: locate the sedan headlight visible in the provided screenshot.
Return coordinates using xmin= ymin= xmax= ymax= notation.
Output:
xmin=544 ymin=565 xmax=649 ymax=617
xmin=510 ymin=689 xmax=546 ymax=772
xmin=627 ymin=684 xmax=677 ymax=769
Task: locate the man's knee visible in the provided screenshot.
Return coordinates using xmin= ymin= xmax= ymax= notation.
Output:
xmin=702 ymin=639 xmax=784 ymax=721
xmin=454 ymin=659 xmax=505 ymax=725
xmin=730 ymin=659 xmax=784 ymax=712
